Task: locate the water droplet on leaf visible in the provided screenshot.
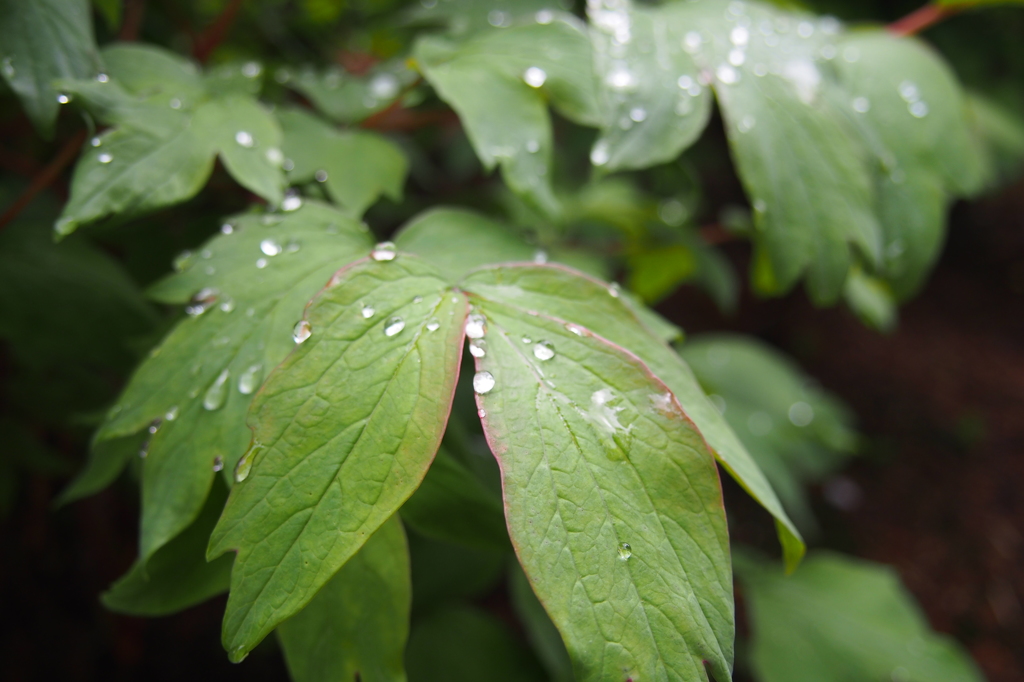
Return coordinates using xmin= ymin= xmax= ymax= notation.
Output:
xmin=384 ymin=317 xmax=405 ymax=336
xmin=293 ymin=320 xmax=312 ymax=343
xmin=235 ymin=442 xmax=264 ymax=483
xmin=469 ymin=339 xmax=486 ymax=357
xmin=533 ymin=340 xmax=555 ymax=361
xmin=465 ymin=314 xmax=486 ymax=339
xmin=523 ymin=66 xmax=547 ymax=88
xmin=473 ymin=371 xmax=495 ymax=394
xmin=371 ymin=241 xmax=397 ymax=261
xmin=618 ymin=542 xmax=632 ymax=560
xmin=235 ymin=131 xmax=254 ymax=147
xmin=238 ymin=364 xmax=263 ymax=395
xmin=260 ymin=239 xmax=282 ymax=256
xmin=788 ymin=401 xmax=814 ymax=426
xmin=203 ymin=369 xmax=230 ymax=411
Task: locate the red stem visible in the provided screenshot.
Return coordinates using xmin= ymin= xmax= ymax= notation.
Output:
xmin=888 ymin=2 xmax=968 ymax=37
xmin=0 ymin=130 xmax=87 ymax=231
xmin=193 ymin=0 xmax=245 ymax=64
xmin=119 ymin=0 xmax=146 ymax=41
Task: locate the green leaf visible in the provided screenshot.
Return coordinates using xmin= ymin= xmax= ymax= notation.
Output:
xmin=57 ymin=432 xmax=145 ymax=506
xmin=843 ymin=267 xmax=898 ymax=333
xmin=676 ymin=2 xmax=881 ymax=303
xmin=509 ymin=562 xmax=574 ymax=682
xmin=92 ymin=0 xmax=122 ymax=30
xmin=626 ymin=245 xmax=698 ymax=303
xmin=406 ymin=605 xmax=547 ymax=682
xmin=56 ymin=120 xmax=215 ymax=235
xmin=208 ymin=255 xmax=467 ymax=662
xmin=279 ymin=107 xmax=408 ymax=217
xmin=395 ymin=207 xmax=535 ymax=279
xmin=102 ymin=480 xmax=233 ymax=616
xmin=735 ymin=550 xmax=984 ymax=682
xmin=400 ymin=446 xmax=508 ymax=551
xmin=967 ymin=92 xmax=1024 ymax=188
xmin=406 ymin=0 xmax=555 ymax=38
xmin=461 ymin=263 xmax=804 ymax=569
xmin=0 ymin=216 xmax=157 ymax=372
xmin=462 ymin=276 xmax=734 ymax=681
xmin=408 ymin=531 xmax=507 ymax=614
xmin=0 ymin=0 xmax=103 ymax=137
xmin=95 ymin=202 xmax=371 ymax=564
xmin=284 ymin=61 xmax=416 ymax=125
xmin=55 ymin=46 xmax=287 ymax=235
xmin=277 ymin=516 xmax=411 ymax=682
xmin=193 ymin=95 xmax=285 ymax=205
xmin=679 ymin=334 xmax=857 ymax=532
xmin=414 ymin=14 xmax=599 ymax=217
xmin=833 ymin=31 xmax=983 ymax=298
xmin=588 ymin=0 xmax=713 ymax=171
xmin=101 ymin=43 xmax=206 ymax=104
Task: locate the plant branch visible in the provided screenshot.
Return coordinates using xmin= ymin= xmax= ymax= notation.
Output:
xmin=193 ymin=0 xmax=245 ymax=64
xmin=0 ymin=130 xmax=86 ymax=232
xmin=888 ymin=2 xmax=968 ymax=37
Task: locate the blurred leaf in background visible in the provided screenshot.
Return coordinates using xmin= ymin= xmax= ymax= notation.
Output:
xmin=680 ymin=334 xmax=857 ymax=534
xmin=735 ymin=550 xmax=985 ymax=682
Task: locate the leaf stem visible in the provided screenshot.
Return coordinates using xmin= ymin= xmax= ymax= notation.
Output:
xmin=888 ymin=2 xmax=968 ymax=37
xmin=193 ymin=0 xmax=245 ymax=63
xmin=0 ymin=130 xmax=86 ymax=232
xmin=119 ymin=0 xmax=146 ymax=41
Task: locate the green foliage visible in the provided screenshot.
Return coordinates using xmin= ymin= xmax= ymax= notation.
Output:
xmin=0 ymin=0 xmax=103 ymax=138
xmin=4 ymin=0 xmax=1019 ymax=679
xmin=735 ymin=550 xmax=985 ymax=682
xmin=680 ymin=334 xmax=857 ymax=532
xmin=277 ymin=516 xmax=410 ymax=682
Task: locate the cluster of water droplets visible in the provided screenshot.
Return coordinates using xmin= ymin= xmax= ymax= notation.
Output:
xmin=898 ymin=80 xmax=929 ymax=119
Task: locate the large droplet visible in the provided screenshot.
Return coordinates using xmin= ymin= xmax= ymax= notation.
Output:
xmin=260 ymin=238 xmax=282 ymax=256
xmin=465 ymin=313 xmax=486 ymax=339
xmin=281 ymin=193 xmax=303 ymax=211
xmin=618 ymin=542 xmax=632 ymax=560
xmin=716 ymin=64 xmax=739 ymax=85
xmin=203 ymin=369 xmax=230 ymax=411
xmin=788 ymin=401 xmax=814 ymax=427
xmin=235 ymin=131 xmax=254 ymax=147
xmin=523 ymin=66 xmax=547 ymax=88
xmin=293 ymin=320 xmax=312 ymax=343
xmin=234 ymin=441 xmax=264 ymax=483
xmin=371 ymin=241 xmax=397 ymax=261
xmin=361 ymin=303 xmax=375 ymax=319
xmin=426 ymin=318 xmax=440 ymax=332
xmin=98 ymin=153 xmax=113 ymax=164
xmin=473 ymin=371 xmax=495 ymax=394
xmin=384 ymin=317 xmax=405 ymax=336
xmin=533 ymin=340 xmax=555 ymax=361
xmin=469 ymin=339 xmax=486 ymax=358
xmin=238 ymin=364 xmax=263 ymax=395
